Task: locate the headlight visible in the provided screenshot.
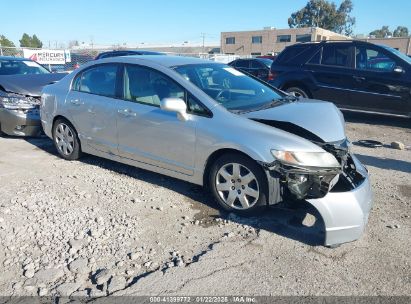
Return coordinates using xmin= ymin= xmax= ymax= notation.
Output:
xmin=0 ymin=93 xmax=39 ymax=110
xmin=271 ymin=150 xmax=340 ymax=168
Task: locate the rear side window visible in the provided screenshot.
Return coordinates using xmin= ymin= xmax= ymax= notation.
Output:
xmin=250 ymin=60 xmax=264 ymax=69
xmin=73 ymin=64 xmax=118 ymax=97
xmin=276 ymin=46 xmax=308 ymax=64
xmin=321 ymin=45 xmax=350 ymax=67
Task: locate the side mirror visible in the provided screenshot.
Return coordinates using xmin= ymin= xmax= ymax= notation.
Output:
xmin=160 ymin=98 xmax=188 ymax=121
xmin=393 ymin=66 xmax=404 ymax=74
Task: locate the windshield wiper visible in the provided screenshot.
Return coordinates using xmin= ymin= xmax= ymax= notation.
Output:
xmin=232 ymin=98 xmax=285 ymax=114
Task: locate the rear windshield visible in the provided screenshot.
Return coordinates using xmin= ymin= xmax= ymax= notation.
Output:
xmin=0 ymin=59 xmax=50 ymax=75
xmin=276 ymin=45 xmax=316 ymax=64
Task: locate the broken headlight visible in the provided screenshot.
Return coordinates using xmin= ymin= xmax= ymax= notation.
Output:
xmin=271 ymin=150 xmax=340 ymax=168
xmin=0 ymin=93 xmax=40 ymax=110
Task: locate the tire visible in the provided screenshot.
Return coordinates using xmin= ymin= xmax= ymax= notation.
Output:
xmin=286 ymin=87 xmax=309 ymax=99
xmin=52 ymin=118 xmax=82 ymax=160
xmin=209 ymin=153 xmax=268 ymax=215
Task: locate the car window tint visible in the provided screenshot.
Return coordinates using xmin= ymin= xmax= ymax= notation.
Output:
xmin=308 ymin=49 xmax=321 ymax=64
xmin=187 ymin=94 xmax=209 ymax=116
xmin=236 ymin=60 xmax=249 ymax=68
xmin=78 ymin=65 xmax=117 ymax=97
xmin=123 ymin=65 xmax=184 ymax=107
xmin=250 ymin=60 xmax=263 ymax=69
xmin=321 ymin=45 xmax=350 ymax=67
xmin=356 ymin=47 xmax=396 ymax=71
xmin=276 ymin=46 xmax=307 ymax=64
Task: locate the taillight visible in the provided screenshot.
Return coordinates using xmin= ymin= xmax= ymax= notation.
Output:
xmin=268 ymin=71 xmax=277 ymax=81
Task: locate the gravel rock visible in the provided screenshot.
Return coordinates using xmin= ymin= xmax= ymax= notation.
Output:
xmin=38 ymin=287 xmax=48 ymax=296
xmin=129 ymin=252 xmax=139 ymax=260
xmin=24 ymin=269 xmax=35 ymax=278
xmin=94 ymin=269 xmax=112 ymax=285
xmin=69 ymin=258 xmax=89 ymax=274
xmin=391 ymin=141 xmax=405 ymax=150
xmin=56 ymin=282 xmax=81 ymax=296
xmin=107 ymin=276 xmax=127 ymax=294
xmin=34 ymin=268 xmax=65 ymax=284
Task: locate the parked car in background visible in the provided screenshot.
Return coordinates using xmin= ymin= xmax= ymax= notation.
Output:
xmin=257 ymin=55 xmax=277 ymax=61
xmin=228 ymin=58 xmax=275 ymax=82
xmin=41 ymin=56 xmax=372 ymax=246
xmin=95 ymin=50 xmax=164 ymax=60
xmin=269 ymin=40 xmax=411 ymax=117
xmin=0 ymin=56 xmax=66 ymax=136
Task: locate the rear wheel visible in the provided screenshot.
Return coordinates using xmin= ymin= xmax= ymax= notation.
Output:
xmin=209 ymin=153 xmax=267 ymax=215
xmin=286 ymin=87 xmax=309 ymax=99
xmin=52 ymin=119 xmax=81 ymax=160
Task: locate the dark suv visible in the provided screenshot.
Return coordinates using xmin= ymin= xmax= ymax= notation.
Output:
xmin=270 ymin=40 xmax=411 ymax=117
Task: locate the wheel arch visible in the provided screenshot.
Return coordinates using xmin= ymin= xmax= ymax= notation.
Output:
xmin=52 ymin=115 xmax=82 ymax=149
xmin=202 ymin=148 xmax=269 ymax=193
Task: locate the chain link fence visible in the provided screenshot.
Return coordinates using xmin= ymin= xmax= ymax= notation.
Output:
xmin=0 ymin=46 xmax=252 ymax=72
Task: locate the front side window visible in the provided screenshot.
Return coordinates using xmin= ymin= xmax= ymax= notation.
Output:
xmin=321 ymin=44 xmax=350 ymax=67
xmin=252 ymin=36 xmax=262 ymax=44
xmin=226 ymin=37 xmax=235 ymax=45
xmin=0 ymin=59 xmax=49 ymax=75
xmin=123 ymin=65 xmax=184 ymax=107
xmin=75 ymin=64 xmax=118 ymax=97
xmin=174 ymin=64 xmax=284 ymax=112
xmin=235 ymin=60 xmax=249 ymax=69
xmin=277 ymin=35 xmax=291 ymax=43
xmin=356 ymin=47 xmax=396 ymax=71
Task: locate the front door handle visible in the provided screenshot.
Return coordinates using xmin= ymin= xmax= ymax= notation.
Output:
xmin=118 ymin=109 xmax=137 ymax=117
xmin=353 ymin=76 xmax=366 ymax=82
xmin=70 ymin=99 xmax=84 ymax=105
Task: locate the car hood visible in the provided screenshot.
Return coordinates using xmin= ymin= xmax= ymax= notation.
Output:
xmin=0 ymin=73 xmax=66 ymax=97
xmin=242 ymin=99 xmax=346 ymax=143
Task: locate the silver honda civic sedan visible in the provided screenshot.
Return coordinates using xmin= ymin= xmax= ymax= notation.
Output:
xmin=40 ymin=56 xmax=373 ymax=246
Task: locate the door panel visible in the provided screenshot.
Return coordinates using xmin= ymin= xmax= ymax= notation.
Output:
xmin=351 ymin=45 xmax=411 ymax=115
xmin=307 ymin=44 xmax=355 ymax=106
xmin=116 ymin=64 xmax=196 ymax=175
xmin=66 ymin=64 xmax=119 ymax=154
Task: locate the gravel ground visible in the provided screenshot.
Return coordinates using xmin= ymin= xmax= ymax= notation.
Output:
xmin=0 ymin=112 xmax=410 ymax=297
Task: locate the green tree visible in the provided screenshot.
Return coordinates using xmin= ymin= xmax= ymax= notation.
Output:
xmin=0 ymin=35 xmax=15 ymax=48
xmin=19 ymin=33 xmax=43 ymax=48
xmin=288 ymin=0 xmax=356 ymax=36
xmin=393 ymin=26 xmax=409 ymax=37
xmin=369 ymin=26 xmax=392 ymax=38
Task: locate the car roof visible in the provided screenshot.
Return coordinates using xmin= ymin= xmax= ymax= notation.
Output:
xmin=97 ymin=55 xmax=217 ymax=68
xmin=0 ymin=56 xmax=30 ymax=61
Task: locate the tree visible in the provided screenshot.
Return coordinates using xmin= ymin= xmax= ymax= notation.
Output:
xmin=393 ymin=26 xmax=409 ymax=37
xmin=19 ymin=33 xmax=43 ymax=48
xmin=369 ymin=26 xmax=392 ymax=38
xmin=0 ymin=35 xmax=15 ymax=48
xmin=288 ymin=0 xmax=356 ymax=36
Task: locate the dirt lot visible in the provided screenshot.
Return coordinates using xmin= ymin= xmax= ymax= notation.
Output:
xmin=0 ymin=112 xmax=410 ymax=297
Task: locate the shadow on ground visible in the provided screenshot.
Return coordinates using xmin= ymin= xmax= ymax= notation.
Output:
xmin=24 ymin=136 xmax=326 ymax=247
xmin=356 ymin=154 xmax=411 ymax=174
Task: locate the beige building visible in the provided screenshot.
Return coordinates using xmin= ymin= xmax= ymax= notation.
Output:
xmin=221 ymin=27 xmax=349 ymax=55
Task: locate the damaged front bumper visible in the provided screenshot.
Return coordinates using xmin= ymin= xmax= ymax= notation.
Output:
xmin=263 ymin=154 xmax=373 ymax=247
xmin=0 ymin=107 xmax=42 ymax=136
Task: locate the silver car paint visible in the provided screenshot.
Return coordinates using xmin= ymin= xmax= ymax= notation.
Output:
xmin=41 ymin=56 xmax=373 ymax=246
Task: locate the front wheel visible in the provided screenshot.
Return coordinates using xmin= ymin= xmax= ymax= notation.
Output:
xmin=286 ymin=87 xmax=309 ymax=99
xmin=53 ymin=119 xmax=82 ymax=160
xmin=209 ymin=153 xmax=267 ymax=215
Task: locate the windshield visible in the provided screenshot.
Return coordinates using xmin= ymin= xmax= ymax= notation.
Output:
xmin=174 ymin=63 xmax=284 ymax=112
xmin=381 ymin=45 xmax=411 ymax=65
xmin=0 ymin=59 xmax=50 ymax=75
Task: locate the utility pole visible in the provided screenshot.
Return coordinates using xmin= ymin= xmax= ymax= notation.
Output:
xmin=201 ymin=33 xmax=206 ymax=54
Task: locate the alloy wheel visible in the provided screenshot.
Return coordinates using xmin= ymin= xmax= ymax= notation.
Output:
xmin=55 ymin=123 xmax=75 ymax=156
xmin=215 ymin=163 xmax=260 ymax=210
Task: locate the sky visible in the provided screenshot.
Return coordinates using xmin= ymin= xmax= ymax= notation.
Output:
xmin=2 ymin=0 xmax=411 ymax=47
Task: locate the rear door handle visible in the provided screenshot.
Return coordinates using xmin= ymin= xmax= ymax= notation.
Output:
xmin=353 ymin=76 xmax=366 ymax=82
xmin=118 ymin=109 xmax=137 ymax=117
xmin=70 ymin=99 xmax=84 ymax=105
